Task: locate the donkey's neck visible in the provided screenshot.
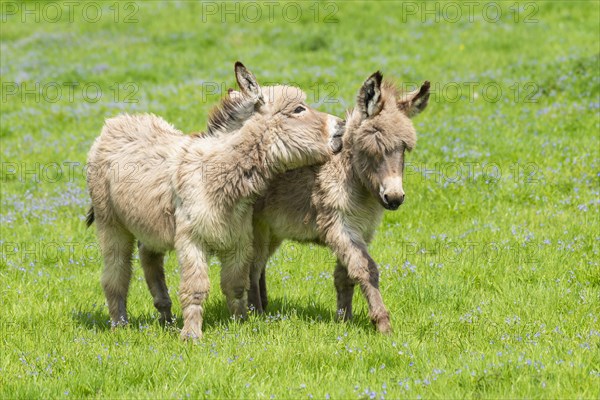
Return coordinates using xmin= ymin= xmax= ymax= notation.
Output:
xmin=340 ymin=127 xmax=379 ymax=203
xmin=346 ymin=151 xmax=374 ymax=199
xmin=196 ymin=122 xmax=276 ymax=208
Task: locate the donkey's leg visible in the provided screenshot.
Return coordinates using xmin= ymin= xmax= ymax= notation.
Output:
xmin=248 ymin=224 xmax=280 ymax=312
xmin=176 ymin=235 xmax=210 ymax=341
xmin=220 ymin=244 xmax=252 ymax=319
xmin=247 ymin=227 xmax=267 ymax=313
xmin=248 ymin=241 xmax=278 ymax=313
xmin=139 ymin=242 xmax=172 ymax=325
xmin=258 ymin=269 xmax=268 ymax=311
xmin=259 ymin=238 xmax=282 ymax=310
xmin=248 ymin=263 xmax=264 ymax=313
xmin=98 ymin=225 xmax=135 ymax=327
xmin=350 ymin=251 xmax=391 ymax=333
xmin=334 ymin=259 xmax=355 ymax=321
xmin=327 ymin=226 xmax=391 ymax=334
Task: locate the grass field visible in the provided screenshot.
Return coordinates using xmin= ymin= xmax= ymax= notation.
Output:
xmin=1 ymin=1 xmax=599 ymax=398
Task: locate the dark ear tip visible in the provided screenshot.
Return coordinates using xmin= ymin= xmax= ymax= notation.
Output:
xmin=234 ymin=61 xmax=245 ymax=70
xmin=365 ymin=71 xmax=383 ymax=84
xmin=373 ymin=71 xmax=383 ymax=83
xmin=418 ymin=81 xmax=431 ymax=97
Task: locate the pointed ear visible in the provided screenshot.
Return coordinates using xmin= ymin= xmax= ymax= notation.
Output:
xmin=357 ymin=71 xmax=384 ymax=120
xmin=398 ymin=81 xmax=430 ymax=118
xmin=234 ymin=62 xmax=263 ymax=103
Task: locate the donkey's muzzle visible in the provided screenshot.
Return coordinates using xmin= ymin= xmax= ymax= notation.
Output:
xmin=381 ymin=193 xmax=404 ymax=210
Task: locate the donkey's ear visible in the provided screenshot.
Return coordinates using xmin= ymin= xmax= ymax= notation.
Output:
xmin=357 ymin=71 xmax=384 ymax=120
xmin=234 ymin=61 xmax=263 ymax=102
xmin=398 ymin=81 xmax=430 ymax=118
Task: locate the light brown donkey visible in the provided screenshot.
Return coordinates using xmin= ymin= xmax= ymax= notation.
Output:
xmin=86 ymin=62 xmax=345 ymax=340
xmin=247 ymin=71 xmax=430 ymax=333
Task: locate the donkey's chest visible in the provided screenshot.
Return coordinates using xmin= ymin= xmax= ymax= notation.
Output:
xmin=316 ymin=176 xmax=383 ymax=240
xmin=337 ymin=193 xmax=383 ymax=238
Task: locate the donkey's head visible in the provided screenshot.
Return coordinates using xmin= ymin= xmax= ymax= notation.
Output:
xmin=222 ymin=62 xmax=345 ymax=170
xmin=348 ymin=72 xmax=430 ymax=210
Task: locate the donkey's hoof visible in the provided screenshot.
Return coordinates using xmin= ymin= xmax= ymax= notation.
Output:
xmin=180 ymin=328 xmax=202 ymax=342
xmin=110 ymin=318 xmax=129 ymax=330
xmin=336 ymin=309 xmax=353 ymax=322
xmin=375 ymin=317 xmax=392 ymax=334
xmin=229 ymin=313 xmax=248 ymax=324
xmin=159 ymin=312 xmax=175 ymax=327
xmin=248 ymin=303 xmax=265 ymax=315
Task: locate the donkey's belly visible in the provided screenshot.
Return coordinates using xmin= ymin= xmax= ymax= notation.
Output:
xmin=109 ymin=175 xmax=177 ymax=252
xmin=260 ymin=206 xmax=320 ymax=244
xmin=105 ymin=150 xmax=180 ymax=252
xmin=274 ymin=219 xmax=318 ymax=242
xmin=177 ymin=197 xmax=255 ymax=253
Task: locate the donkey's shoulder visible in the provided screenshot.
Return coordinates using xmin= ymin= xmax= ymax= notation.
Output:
xmin=315 ymin=152 xmax=354 ymax=187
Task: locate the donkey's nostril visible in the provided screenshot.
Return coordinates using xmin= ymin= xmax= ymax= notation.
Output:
xmin=382 ymin=192 xmax=404 ymax=210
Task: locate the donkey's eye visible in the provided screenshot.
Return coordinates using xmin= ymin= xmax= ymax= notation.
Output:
xmin=293 ymin=106 xmax=306 ymax=114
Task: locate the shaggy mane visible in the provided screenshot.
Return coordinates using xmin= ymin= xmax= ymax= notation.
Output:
xmin=381 ymin=79 xmax=400 ymax=99
xmin=206 ymin=94 xmax=254 ymax=136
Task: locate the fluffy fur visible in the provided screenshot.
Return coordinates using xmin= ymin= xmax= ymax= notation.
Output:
xmin=247 ymin=73 xmax=430 ymax=333
xmin=86 ymin=62 xmax=345 ymax=340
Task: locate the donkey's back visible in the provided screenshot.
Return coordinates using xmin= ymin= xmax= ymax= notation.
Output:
xmin=87 ymin=113 xmax=187 ymax=251
xmin=93 ymin=113 xmax=184 ymax=153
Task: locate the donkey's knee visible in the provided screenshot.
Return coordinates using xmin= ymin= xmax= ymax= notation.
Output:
xmin=344 ymin=252 xmax=380 ymax=286
xmin=345 ymin=261 xmax=372 ymax=286
xmin=101 ymin=268 xmax=130 ymax=295
xmin=342 ymin=254 xmax=390 ymax=332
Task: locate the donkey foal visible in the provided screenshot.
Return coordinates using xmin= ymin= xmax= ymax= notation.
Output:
xmin=86 ymin=62 xmax=344 ymax=340
xmin=247 ymin=71 xmax=430 ymax=333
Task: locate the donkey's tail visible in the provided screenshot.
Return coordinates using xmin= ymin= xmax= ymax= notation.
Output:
xmin=85 ymin=207 xmax=95 ymax=227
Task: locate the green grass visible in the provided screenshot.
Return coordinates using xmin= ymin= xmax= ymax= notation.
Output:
xmin=1 ymin=1 xmax=599 ymax=398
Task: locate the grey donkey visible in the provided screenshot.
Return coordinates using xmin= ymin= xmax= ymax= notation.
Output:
xmin=246 ymin=71 xmax=430 ymax=333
